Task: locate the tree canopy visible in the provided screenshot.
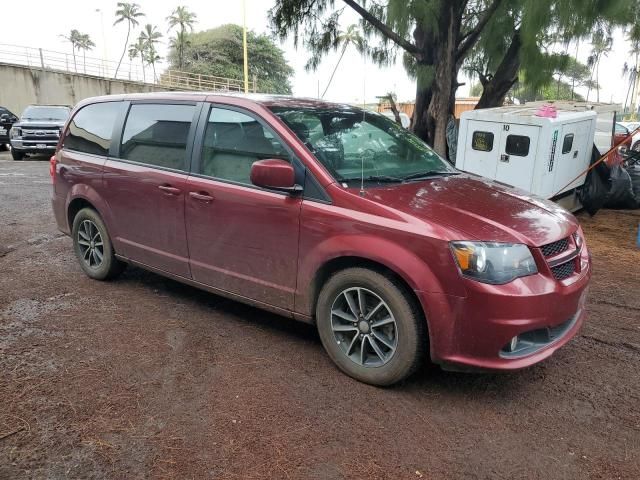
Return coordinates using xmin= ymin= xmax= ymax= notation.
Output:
xmin=270 ymin=0 xmax=635 ymax=156
xmin=167 ymin=24 xmax=294 ymax=94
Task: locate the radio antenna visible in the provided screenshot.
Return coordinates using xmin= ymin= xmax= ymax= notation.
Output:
xmin=359 ymin=57 xmax=366 ymax=198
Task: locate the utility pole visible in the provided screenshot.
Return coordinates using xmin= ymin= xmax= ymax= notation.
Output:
xmin=242 ymin=0 xmax=249 ymax=93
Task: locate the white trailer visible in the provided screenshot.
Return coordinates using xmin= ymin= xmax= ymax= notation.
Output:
xmin=456 ymin=105 xmax=597 ymax=210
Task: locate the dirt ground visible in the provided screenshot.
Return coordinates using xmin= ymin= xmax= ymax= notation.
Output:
xmin=1 ymin=153 xmax=639 ymax=480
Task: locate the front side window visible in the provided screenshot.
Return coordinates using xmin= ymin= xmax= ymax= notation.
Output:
xmin=505 ymin=134 xmax=530 ymax=157
xmin=64 ymin=102 xmax=123 ymax=156
xmin=270 ymin=107 xmax=454 ymax=185
xmin=200 ymin=107 xmax=288 ymax=184
xmin=120 ymin=103 xmax=195 ymax=170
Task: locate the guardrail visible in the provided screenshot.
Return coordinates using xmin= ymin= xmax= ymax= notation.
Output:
xmin=0 ymin=43 xmax=250 ymax=93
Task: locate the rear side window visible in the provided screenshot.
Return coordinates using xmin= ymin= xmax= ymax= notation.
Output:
xmin=562 ymin=133 xmax=574 ymax=154
xmin=505 ymin=134 xmax=530 ymax=156
xmin=64 ymin=102 xmax=122 ymax=156
xmin=200 ymin=107 xmax=289 ymax=184
xmin=471 ymin=131 xmax=494 ymax=152
xmin=120 ymin=103 xmax=196 ymax=170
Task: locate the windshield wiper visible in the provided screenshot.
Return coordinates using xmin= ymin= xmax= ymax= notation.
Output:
xmin=339 ymin=175 xmax=404 ymax=184
xmin=402 ymin=170 xmax=460 ymax=182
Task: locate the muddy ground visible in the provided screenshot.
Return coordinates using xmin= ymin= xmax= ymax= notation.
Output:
xmin=1 ymin=154 xmax=639 ymax=479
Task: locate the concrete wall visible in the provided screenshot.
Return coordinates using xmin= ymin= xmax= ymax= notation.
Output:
xmin=0 ymin=63 xmax=175 ymax=116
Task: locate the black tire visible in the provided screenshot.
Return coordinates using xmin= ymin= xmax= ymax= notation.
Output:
xmin=0 ymin=143 xmax=7 ymax=152
xmin=316 ymin=268 xmax=427 ymax=386
xmin=11 ymin=148 xmax=24 ymax=160
xmin=71 ymin=207 xmax=125 ymax=280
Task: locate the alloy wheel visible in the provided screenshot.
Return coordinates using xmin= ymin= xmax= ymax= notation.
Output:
xmin=330 ymin=287 xmax=398 ymax=367
xmin=77 ymin=219 xmax=104 ymax=269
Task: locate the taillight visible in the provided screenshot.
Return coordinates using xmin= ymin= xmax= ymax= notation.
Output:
xmin=50 ymin=155 xmax=57 ymax=183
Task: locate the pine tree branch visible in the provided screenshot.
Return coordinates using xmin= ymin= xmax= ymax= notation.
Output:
xmin=341 ymin=0 xmax=421 ymax=57
xmin=457 ymin=0 xmax=502 ymax=60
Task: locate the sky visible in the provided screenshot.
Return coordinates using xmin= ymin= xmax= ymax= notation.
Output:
xmin=1 ymin=0 xmax=635 ymax=105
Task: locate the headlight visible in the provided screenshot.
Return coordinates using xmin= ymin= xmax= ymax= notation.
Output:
xmin=573 ymin=231 xmax=583 ymax=250
xmin=10 ymin=127 xmax=21 ymax=139
xmin=450 ymin=241 xmax=538 ymax=284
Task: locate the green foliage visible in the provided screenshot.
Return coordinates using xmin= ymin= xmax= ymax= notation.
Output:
xmin=167 ymin=6 xmax=197 ymax=70
xmin=167 ymin=25 xmax=294 ymax=94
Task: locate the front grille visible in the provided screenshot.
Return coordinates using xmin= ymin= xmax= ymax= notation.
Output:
xmin=22 ymin=128 xmax=59 ymax=141
xmin=551 ymin=261 xmax=575 ymax=280
xmin=541 ymin=238 xmax=569 ymax=257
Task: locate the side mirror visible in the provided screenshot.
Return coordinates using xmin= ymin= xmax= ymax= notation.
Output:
xmin=250 ymin=159 xmax=302 ymax=194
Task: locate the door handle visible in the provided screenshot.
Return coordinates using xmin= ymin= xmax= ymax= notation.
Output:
xmin=500 ymin=153 xmax=510 ymax=163
xmin=189 ymin=191 xmax=214 ymax=203
xmin=158 ymin=185 xmax=181 ymax=195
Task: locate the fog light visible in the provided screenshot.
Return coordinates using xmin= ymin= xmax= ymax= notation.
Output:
xmin=508 ymin=336 xmax=518 ymax=352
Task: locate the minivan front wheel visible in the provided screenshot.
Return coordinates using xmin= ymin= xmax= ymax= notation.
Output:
xmin=316 ymin=268 xmax=426 ymax=386
xmin=72 ymin=208 xmax=125 ymax=280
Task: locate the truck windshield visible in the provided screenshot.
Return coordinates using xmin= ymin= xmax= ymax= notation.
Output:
xmin=22 ymin=106 xmax=70 ymax=121
xmin=269 ymin=106 xmax=456 ymax=185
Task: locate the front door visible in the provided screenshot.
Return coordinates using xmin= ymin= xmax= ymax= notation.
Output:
xmin=495 ymin=124 xmax=540 ymax=191
xmin=102 ymin=102 xmax=199 ymax=277
xmin=185 ymin=105 xmax=302 ymax=310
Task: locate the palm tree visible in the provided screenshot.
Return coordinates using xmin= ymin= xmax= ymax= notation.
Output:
xmin=586 ymin=28 xmax=613 ymax=102
xmin=76 ymin=34 xmax=96 ymax=75
xmin=129 ymin=35 xmax=147 ymax=82
xmin=166 ymin=6 xmax=197 ymax=70
xmin=321 ymin=24 xmax=365 ymax=99
xmin=140 ymin=24 xmax=163 ymax=83
xmin=113 ymin=2 xmax=145 ymax=78
xmin=59 ymin=29 xmax=83 ymax=73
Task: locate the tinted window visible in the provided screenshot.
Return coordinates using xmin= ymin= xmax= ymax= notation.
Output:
xmin=64 ymin=102 xmax=122 ymax=156
xmin=472 ymin=131 xmax=494 ymax=152
xmin=121 ymin=103 xmax=195 ymax=170
xmin=505 ymin=135 xmax=530 ymax=156
xmin=562 ymin=133 xmax=574 ymax=154
xmin=200 ymin=107 xmax=288 ymax=184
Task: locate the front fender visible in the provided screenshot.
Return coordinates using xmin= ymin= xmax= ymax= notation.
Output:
xmin=295 ymin=233 xmax=455 ymax=319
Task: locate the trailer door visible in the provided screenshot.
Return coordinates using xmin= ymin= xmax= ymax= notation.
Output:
xmin=552 ymin=120 xmax=592 ymax=195
xmin=462 ymin=120 xmax=502 ymax=179
xmin=495 ymin=124 xmax=540 ymax=191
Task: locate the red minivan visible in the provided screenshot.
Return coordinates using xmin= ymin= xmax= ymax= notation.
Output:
xmin=51 ymin=93 xmax=591 ymax=385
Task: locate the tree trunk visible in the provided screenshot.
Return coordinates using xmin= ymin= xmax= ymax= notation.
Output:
xmin=322 ymin=43 xmax=348 ymax=98
xmin=475 ymin=30 xmax=521 ymax=109
xmin=115 ymin=24 xmax=130 ymax=79
xmin=413 ymin=1 xmax=465 ymax=156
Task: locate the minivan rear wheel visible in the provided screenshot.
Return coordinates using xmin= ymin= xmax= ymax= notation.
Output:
xmin=72 ymin=208 xmax=125 ymax=280
xmin=316 ymin=268 xmax=426 ymax=386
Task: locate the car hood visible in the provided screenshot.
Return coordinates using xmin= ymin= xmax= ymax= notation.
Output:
xmin=14 ymin=120 xmax=65 ymax=128
xmin=358 ymin=174 xmax=577 ymax=246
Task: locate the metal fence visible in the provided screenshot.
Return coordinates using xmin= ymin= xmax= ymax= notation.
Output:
xmin=0 ymin=43 xmax=249 ymax=93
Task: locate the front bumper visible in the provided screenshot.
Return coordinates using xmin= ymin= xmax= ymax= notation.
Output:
xmin=10 ymin=139 xmax=58 ymax=153
xmin=419 ymin=245 xmax=591 ymax=371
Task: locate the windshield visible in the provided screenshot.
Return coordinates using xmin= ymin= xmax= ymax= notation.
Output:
xmin=22 ymin=106 xmax=70 ymax=121
xmin=269 ymin=106 xmax=456 ymax=185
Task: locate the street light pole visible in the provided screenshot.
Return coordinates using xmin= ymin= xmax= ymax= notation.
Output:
xmin=96 ymin=8 xmax=107 ymax=77
xmin=242 ymin=0 xmax=249 ymax=93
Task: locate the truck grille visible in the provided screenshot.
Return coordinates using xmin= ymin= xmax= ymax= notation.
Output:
xmin=541 ymin=238 xmax=569 ymax=257
xmin=551 ymin=261 xmax=576 ymax=280
xmin=22 ymin=128 xmax=60 ymax=141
